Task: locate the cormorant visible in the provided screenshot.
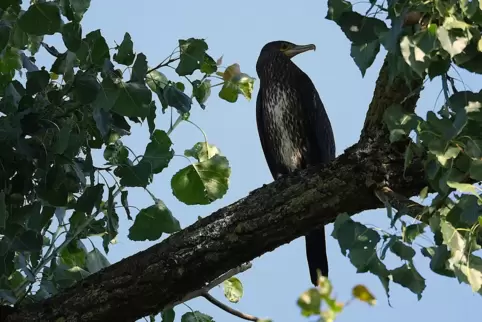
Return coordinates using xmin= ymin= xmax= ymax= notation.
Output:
xmin=255 ymin=41 xmax=336 ymax=286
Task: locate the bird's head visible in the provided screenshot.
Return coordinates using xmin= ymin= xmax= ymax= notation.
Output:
xmin=256 ymin=41 xmax=316 ymax=76
xmin=259 ymin=41 xmax=316 ymax=59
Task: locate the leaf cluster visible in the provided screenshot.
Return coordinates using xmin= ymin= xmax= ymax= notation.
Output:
xmin=0 ymin=1 xmax=255 ymax=320
xmin=326 ymin=0 xmax=482 ymax=300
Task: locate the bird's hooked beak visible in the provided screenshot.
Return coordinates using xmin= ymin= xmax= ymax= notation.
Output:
xmin=283 ymin=44 xmax=316 ymax=58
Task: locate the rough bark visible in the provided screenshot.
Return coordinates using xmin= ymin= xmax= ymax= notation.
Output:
xmin=4 ymin=55 xmax=428 ymax=322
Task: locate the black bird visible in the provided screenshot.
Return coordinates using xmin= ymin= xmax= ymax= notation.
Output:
xmin=255 ymin=41 xmax=336 ymax=286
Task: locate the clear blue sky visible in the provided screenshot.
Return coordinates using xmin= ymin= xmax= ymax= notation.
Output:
xmin=32 ymin=0 xmax=481 ymax=321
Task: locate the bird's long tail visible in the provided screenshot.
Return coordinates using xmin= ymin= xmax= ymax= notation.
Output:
xmin=305 ymin=227 xmax=329 ymax=286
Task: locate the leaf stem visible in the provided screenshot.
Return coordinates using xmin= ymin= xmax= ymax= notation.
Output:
xmin=185 ymin=119 xmax=208 ymax=144
xmin=167 ymin=115 xmax=183 ymax=136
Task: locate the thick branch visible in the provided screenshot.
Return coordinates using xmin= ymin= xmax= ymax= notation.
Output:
xmin=5 ymin=138 xmax=426 ymax=322
xmin=4 ymin=54 xmax=428 ymax=322
xmin=361 ymin=56 xmax=424 ymax=139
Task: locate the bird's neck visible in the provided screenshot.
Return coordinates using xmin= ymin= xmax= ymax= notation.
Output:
xmin=256 ymin=54 xmax=297 ymax=82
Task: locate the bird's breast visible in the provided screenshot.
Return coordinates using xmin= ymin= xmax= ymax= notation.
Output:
xmin=263 ymin=85 xmax=306 ymax=172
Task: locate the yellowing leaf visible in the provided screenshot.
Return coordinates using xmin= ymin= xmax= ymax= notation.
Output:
xmin=222 ymin=276 xmax=243 ymax=303
xmin=352 ymin=284 xmax=376 ymax=305
xmin=218 ymin=63 xmax=256 ymax=102
xmin=297 ymin=288 xmax=321 ymax=317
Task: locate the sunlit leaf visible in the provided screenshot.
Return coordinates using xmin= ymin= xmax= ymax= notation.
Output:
xmin=223 ymin=277 xmax=244 ymax=303
xmin=128 ymin=200 xmax=181 ymax=241
xmin=171 ymin=155 xmax=230 ymax=205
xmin=352 ymin=284 xmax=376 ymax=305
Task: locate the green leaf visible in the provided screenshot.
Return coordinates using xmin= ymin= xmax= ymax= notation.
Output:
xmin=163 ymin=83 xmax=192 ymax=113
xmin=51 ymin=51 xmax=76 ymax=82
xmin=73 ymin=71 xmax=101 ymax=104
xmin=470 ymin=159 xmax=482 ymax=180
xmin=147 ymin=101 xmax=156 ymax=135
xmin=447 ymin=181 xmax=478 ymax=195
xmin=60 ymin=239 xmax=87 ymax=267
xmin=75 ymin=184 xmax=104 ymax=215
xmin=120 ymin=191 xmax=131 ymax=220
xmin=390 ymin=263 xmax=426 ymax=300
xmin=457 ymin=195 xmax=480 ymax=225
xmin=402 ymin=223 xmax=426 ymax=244
xmin=111 ymin=82 xmax=152 ymax=118
xmin=176 ymin=38 xmax=208 ymax=76
xmin=85 ymin=248 xmax=110 ymax=274
xmin=332 ymin=214 xmax=380 ymax=256
xmin=117 ymin=162 xmax=152 ymax=188
xmin=93 ymin=105 xmax=112 ymax=139
xmin=0 ymin=191 xmax=7 ymax=230
xmin=0 ymin=21 xmax=11 ymax=54
xmin=62 ymin=22 xmax=82 ymax=52
xmin=104 ymin=141 xmax=129 ymax=165
xmin=25 ymin=70 xmax=50 ymax=95
xmin=185 ymin=142 xmax=220 ymax=162
xmin=399 ymin=29 xmax=438 ymax=77
xmin=71 ymin=0 xmax=91 ymax=21
xmin=114 ymin=32 xmax=135 ymax=66
xmin=53 ymin=119 xmax=73 ymax=154
xmin=219 ymin=64 xmax=255 ymax=102
xmin=350 ymin=40 xmax=380 ymax=77
xmin=192 ymin=79 xmax=211 ymax=109
xmin=138 ymin=130 xmax=174 ymax=174
xmin=297 ymin=288 xmax=321 ymax=317
xmin=146 ymin=70 xmax=168 ymax=91
xmin=428 ymin=55 xmax=451 ymax=80
xmin=200 ymin=54 xmax=217 ymax=74
xmin=181 ymin=312 xmax=214 ymax=322
xmin=131 ymin=53 xmax=148 ymax=83
xmin=437 ymin=27 xmax=468 ymax=57
xmin=390 ymin=240 xmax=416 ymax=260
xmin=223 ymin=276 xmax=243 ymax=303
xmin=0 ymin=82 xmax=21 ymax=113
xmin=383 ymin=104 xmax=420 ymax=142
xmin=440 ymin=219 xmax=467 ymax=253
xmin=161 ymin=309 xmax=175 ymax=322
xmin=338 ymin=12 xmax=388 ymax=46
xmin=76 ymin=30 xmax=110 ymax=68
xmin=422 ymin=245 xmax=455 ymax=277
xmin=128 ymin=200 xmax=181 ymax=241
xmin=18 ymin=3 xmax=62 ymax=36
xmin=11 ymin=230 xmax=43 ymax=252
xmin=453 ymin=255 xmax=482 ymax=293
xmin=103 ymin=187 xmax=119 ymax=253
xmin=325 ymin=0 xmax=352 ymax=22
xmin=10 ymin=22 xmax=29 ymax=51
xmin=0 ymin=47 xmax=21 ymax=75
xmin=171 ymin=154 xmax=230 ymax=205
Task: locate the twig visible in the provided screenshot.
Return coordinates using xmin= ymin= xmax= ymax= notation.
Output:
xmin=374 ymin=187 xmax=428 ymax=222
xmin=146 ymin=57 xmax=179 ymax=75
xmin=202 ymin=293 xmax=259 ymax=321
xmin=163 ymin=263 xmax=252 ymax=310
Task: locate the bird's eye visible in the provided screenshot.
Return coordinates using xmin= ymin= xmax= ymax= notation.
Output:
xmin=280 ymin=43 xmax=289 ymax=51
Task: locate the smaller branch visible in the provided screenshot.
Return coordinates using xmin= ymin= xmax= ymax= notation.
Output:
xmin=202 ymin=293 xmax=259 ymax=322
xmin=375 ymin=187 xmax=428 ymax=222
xmin=163 ymin=263 xmax=252 ymax=311
xmin=146 ymin=57 xmax=179 ymax=74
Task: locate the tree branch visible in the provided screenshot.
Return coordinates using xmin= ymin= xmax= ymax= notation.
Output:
xmin=360 ymin=56 xmax=424 ymax=139
xmin=4 ymin=54 xmax=427 ymax=322
xmin=164 ymin=263 xmax=252 ymax=311
xmin=374 ymin=187 xmax=427 ymax=222
xmin=202 ymin=293 xmax=260 ymax=321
